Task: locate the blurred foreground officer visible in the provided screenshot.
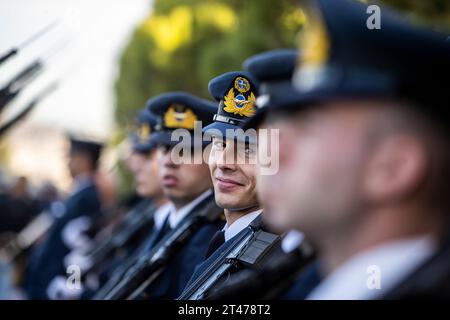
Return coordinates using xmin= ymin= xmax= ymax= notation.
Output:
xmin=263 ymin=0 xmax=450 ymax=299
xmin=99 ymin=92 xmax=224 ymax=300
xmin=178 ymin=72 xmax=282 ymax=300
xmin=27 ymin=135 xmax=103 ymax=299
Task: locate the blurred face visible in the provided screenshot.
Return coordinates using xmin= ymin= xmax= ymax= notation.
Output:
xmin=256 ymin=125 xmax=284 ymax=232
xmin=209 ymin=136 xmax=259 ymax=211
xmin=134 ymin=149 xmax=163 ymax=198
xmin=258 ymin=102 xmax=374 ymax=240
xmin=157 ymin=145 xmax=212 ymax=204
xmin=126 ymin=151 xmax=147 ymax=176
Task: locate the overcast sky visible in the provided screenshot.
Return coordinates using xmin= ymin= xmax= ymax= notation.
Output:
xmin=0 ymin=0 xmax=151 ymax=139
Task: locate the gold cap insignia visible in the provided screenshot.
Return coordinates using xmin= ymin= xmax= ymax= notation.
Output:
xmin=164 ymin=104 xmax=197 ymax=130
xmin=223 ymin=77 xmax=256 ymax=117
xmin=299 ymin=8 xmax=330 ymax=69
xmin=234 ymin=77 xmax=250 ymax=93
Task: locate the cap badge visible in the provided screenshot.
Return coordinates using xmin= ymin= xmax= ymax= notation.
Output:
xmin=223 ymin=77 xmax=256 ymax=117
xmin=300 ymin=8 xmax=330 ymax=69
xmin=138 ymin=123 xmax=151 ymax=143
xmin=164 ymin=104 xmax=197 ymax=130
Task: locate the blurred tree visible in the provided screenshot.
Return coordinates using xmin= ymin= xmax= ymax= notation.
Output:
xmin=115 ymin=0 xmax=449 ymax=129
xmin=115 ymin=0 xmax=306 ymax=129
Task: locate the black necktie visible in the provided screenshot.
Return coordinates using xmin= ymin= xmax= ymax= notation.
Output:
xmin=205 ymin=230 xmax=225 ymax=259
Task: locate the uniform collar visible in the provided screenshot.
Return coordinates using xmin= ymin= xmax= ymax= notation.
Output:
xmin=307 ymin=235 xmax=436 ymax=300
xmin=222 ymin=209 xmax=262 ymax=242
xmin=167 ymin=189 xmax=213 ymax=229
xmin=72 ymin=174 xmax=95 ymax=195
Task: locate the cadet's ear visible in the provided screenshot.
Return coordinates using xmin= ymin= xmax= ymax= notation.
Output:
xmin=362 ymin=134 xmax=428 ymax=205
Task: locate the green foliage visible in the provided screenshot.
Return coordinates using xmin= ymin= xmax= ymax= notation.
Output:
xmin=114 ymin=0 xmax=306 ymax=129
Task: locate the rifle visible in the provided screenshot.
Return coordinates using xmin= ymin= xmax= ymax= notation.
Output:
xmin=177 ymin=216 xmax=281 ymax=300
xmin=102 ymin=199 xmax=223 ymax=300
xmin=206 ymin=239 xmax=315 ymax=300
xmin=92 ymin=195 xmax=218 ymax=299
xmin=0 ymin=82 xmax=57 ymax=136
xmin=0 ymin=211 xmax=54 ymax=264
xmin=79 ymin=201 xmax=157 ymax=278
xmin=91 ymin=237 xmax=151 ymax=299
xmin=0 ymin=21 xmax=57 ymax=67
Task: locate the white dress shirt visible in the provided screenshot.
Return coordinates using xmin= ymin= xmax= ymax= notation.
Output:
xmin=222 ymin=209 xmax=262 ymax=242
xmin=167 ymin=189 xmax=213 ymax=229
xmin=307 ymin=236 xmax=436 ymax=300
xmin=153 ymin=202 xmax=172 ymax=230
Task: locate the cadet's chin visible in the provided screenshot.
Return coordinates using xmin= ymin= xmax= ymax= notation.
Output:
xmin=137 ymin=185 xmax=160 ymax=199
xmin=214 ymin=192 xmax=242 ymax=210
xmin=136 ymin=186 xmax=146 ymax=197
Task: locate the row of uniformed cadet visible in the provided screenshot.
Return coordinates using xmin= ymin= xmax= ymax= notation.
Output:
xmin=24 ymin=0 xmax=450 ymax=300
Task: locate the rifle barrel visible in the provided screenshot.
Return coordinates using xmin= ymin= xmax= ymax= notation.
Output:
xmin=18 ymin=21 xmax=59 ymax=50
xmin=0 ymin=21 xmax=58 ymax=67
